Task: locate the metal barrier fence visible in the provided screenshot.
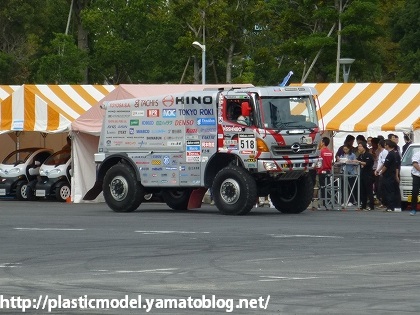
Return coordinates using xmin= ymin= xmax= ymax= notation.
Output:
xmin=312 ymin=162 xmax=360 ymax=211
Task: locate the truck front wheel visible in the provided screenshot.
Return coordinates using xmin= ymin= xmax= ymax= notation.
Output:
xmin=103 ymin=164 xmax=143 ymax=212
xmin=212 ymin=166 xmax=257 ymax=215
xmin=161 ymin=189 xmax=192 ymax=210
xmin=270 ymin=175 xmax=313 ymax=214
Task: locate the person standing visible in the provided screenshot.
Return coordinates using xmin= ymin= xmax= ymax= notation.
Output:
xmin=357 ymin=141 xmax=374 ymax=210
xmin=379 ymin=140 xmax=401 ymax=212
xmin=402 ymin=134 xmax=412 ymax=157
xmin=374 ymin=140 xmax=387 ymax=208
xmin=410 ymin=150 xmax=420 ymax=215
xmin=318 ymin=137 xmax=334 ymax=210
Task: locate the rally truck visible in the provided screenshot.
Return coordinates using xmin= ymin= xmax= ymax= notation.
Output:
xmin=84 ymin=86 xmax=321 ymax=215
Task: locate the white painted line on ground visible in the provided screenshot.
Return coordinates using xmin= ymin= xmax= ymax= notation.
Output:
xmin=93 ymin=268 xmax=178 ymax=275
xmin=0 ymin=263 xmax=21 ymax=268
xmin=259 ymin=275 xmax=321 ymax=281
xmin=135 ymin=230 xmax=210 ymax=234
xmin=14 ymin=228 xmax=85 ymax=231
xmin=268 ymin=234 xmax=343 ymax=238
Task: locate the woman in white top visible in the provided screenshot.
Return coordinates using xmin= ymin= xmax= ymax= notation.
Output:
xmin=374 ymin=140 xmax=388 ymax=208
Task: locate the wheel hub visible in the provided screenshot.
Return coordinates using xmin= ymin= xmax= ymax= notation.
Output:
xmin=110 ymin=176 xmax=128 ymax=201
xmin=220 ymin=179 xmax=240 ymax=204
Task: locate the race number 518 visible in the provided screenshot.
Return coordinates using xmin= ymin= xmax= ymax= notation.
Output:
xmin=239 ymin=137 xmax=256 ymax=151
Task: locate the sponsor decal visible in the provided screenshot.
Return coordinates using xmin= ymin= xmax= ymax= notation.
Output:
xmin=175 ymin=120 xmax=194 ymax=126
xmin=136 ymin=130 xmax=150 ymax=133
xmin=162 ymin=109 xmax=176 ymax=117
xmin=109 ymin=102 xmax=130 ymax=108
xmin=130 ymin=119 xmax=139 ymax=126
xmin=163 ymin=156 xmax=170 ymax=165
xmin=142 ymin=121 xmax=154 ymax=125
xmin=199 ymin=108 xmax=214 ymax=115
xmin=197 ymin=118 xmax=216 ymax=126
xmin=174 ymin=96 xmax=213 ymax=105
xmin=151 ymin=160 xmax=161 ymax=165
xmin=162 ymin=95 xmax=175 ymax=107
xmin=156 ymin=121 xmax=173 ymax=125
xmin=135 ymin=99 xmax=158 ymax=107
xmin=202 ymin=142 xmax=215 ymax=148
xmin=178 ymin=109 xmax=197 ymax=116
xmin=147 ymin=109 xmax=159 ymax=117
xmin=129 ymin=128 xmax=134 ymax=134
xmin=223 ymin=126 xmax=243 ymax=132
xmin=131 ymin=110 xmax=144 ymax=117
xmin=118 ymin=130 xmax=126 ymax=134
xmin=167 ymin=141 xmax=182 ymax=146
xmin=186 ymin=128 xmax=198 ymax=134
xmin=202 ymin=135 xmax=215 ymax=139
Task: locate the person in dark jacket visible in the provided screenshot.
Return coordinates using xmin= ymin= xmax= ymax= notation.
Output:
xmin=357 ymin=141 xmax=374 ymax=210
xmin=380 ymin=140 xmax=401 ymax=212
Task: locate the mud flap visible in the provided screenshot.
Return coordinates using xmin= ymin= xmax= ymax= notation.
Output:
xmin=187 ymin=187 xmax=207 ymax=209
xmin=83 ymin=181 xmax=103 ymax=200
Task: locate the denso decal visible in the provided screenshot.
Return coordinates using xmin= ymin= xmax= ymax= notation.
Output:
xmin=223 ymin=126 xmax=243 ymax=132
xmin=178 ymin=109 xmax=197 ymax=116
xmin=162 ymin=109 xmax=176 ymax=117
xmin=175 ymin=120 xmax=194 ymax=126
xmin=197 ymin=118 xmax=216 ymax=126
xmin=175 ymin=96 xmax=213 ymax=105
xmin=147 ymin=109 xmax=159 ymax=117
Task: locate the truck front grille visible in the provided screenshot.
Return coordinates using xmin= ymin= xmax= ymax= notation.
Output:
xmin=271 ymin=144 xmax=317 ymax=156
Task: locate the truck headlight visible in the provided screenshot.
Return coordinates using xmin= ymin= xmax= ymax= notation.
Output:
xmin=263 ymin=162 xmax=279 ymax=171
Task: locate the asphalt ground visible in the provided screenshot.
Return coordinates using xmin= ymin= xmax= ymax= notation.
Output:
xmin=0 ymin=200 xmax=419 ymax=314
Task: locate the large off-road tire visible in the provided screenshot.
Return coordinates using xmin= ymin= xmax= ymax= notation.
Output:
xmin=270 ymin=174 xmax=313 ymax=214
xmin=161 ymin=189 xmax=192 ymax=210
xmin=55 ymin=181 xmax=71 ymax=202
xmin=103 ymin=164 xmax=144 ymax=212
xmin=212 ymin=165 xmax=257 ymax=215
xmin=16 ymin=181 xmax=29 ymax=201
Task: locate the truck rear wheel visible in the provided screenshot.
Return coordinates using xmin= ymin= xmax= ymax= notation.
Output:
xmin=212 ymin=166 xmax=257 ymax=215
xmin=161 ymin=189 xmax=192 ymax=210
xmin=270 ymin=175 xmax=313 ymax=214
xmin=103 ymin=164 xmax=143 ymax=212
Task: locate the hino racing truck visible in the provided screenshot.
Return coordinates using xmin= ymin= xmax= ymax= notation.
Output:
xmin=84 ymin=86 xmax=322 ymax=215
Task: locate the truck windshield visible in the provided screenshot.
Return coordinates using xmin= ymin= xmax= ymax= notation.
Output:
xmin=259 ymin=96 xmax=318 ymax=130
xmin=401 ymin=146 xmax=420 ymax=166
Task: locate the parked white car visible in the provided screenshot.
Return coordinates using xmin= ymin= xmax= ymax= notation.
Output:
xmin=0 ymin=148 xmax=53 ymax=200
xmin=399 ymin=143 xmax=420 ymax=209
xmin=26 ymin=149 xmax=72 ymax=202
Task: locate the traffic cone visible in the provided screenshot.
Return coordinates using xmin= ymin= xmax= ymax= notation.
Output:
xmin=66 ymin=195 xmax=72 ymax=203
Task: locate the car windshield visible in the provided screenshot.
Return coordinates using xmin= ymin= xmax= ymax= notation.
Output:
xmin=43 ymin=150 xmax=71 ymax=166
xmin=2 ymin=149 xmax=38 ymax=165
xmin=259 ymin=96 xmax=318 ymax=130
xmin=401 ymin=146 xmax=420 ymax=166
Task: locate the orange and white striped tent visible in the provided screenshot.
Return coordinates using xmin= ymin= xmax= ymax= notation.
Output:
xmin=0 ymin=84 xmax=115 ymax=133
xmin=0 ymin=85 xmax=20 ymax=102
xmin=301 ymin=83 xmax=420 ymax=133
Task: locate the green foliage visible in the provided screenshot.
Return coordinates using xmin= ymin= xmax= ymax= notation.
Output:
xmin=0 ymin=0 xmax=417 ymax=84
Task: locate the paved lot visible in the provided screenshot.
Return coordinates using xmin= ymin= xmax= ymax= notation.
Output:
xmin=0 ymin=200 xmax=419 ymax=314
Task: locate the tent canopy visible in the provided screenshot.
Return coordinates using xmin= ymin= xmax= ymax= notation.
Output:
xmin=0 ymin=84 xmax=115 ymax=134
xmin=300 ymin=83 xmax=420 ymax=133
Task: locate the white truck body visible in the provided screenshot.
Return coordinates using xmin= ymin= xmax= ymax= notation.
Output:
xmin=85 ymin=86 xmax=322 ymax=215
xmin=399 ymin=143 xmax=420 ymax=208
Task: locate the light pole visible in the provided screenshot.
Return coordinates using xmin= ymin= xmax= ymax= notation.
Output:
xmin=338 ymin=58 xmax=355 ymax=83
xmin=192 ymin=41 xmax=206 ymax=85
